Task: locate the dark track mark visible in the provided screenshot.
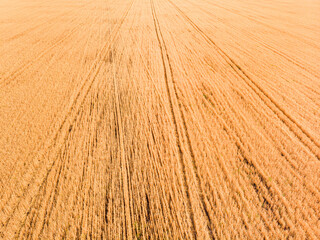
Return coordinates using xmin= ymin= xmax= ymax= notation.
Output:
xmin=151 ymin=1 xmax=216 ymax=239
xmin=167 ymin=0 xmax=320 ymax=161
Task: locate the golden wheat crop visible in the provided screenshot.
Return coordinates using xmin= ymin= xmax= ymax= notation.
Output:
xmin=0 ymin=0 xmax=319 ymax=239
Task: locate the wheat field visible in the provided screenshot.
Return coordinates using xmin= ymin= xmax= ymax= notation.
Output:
xmin=0 ymin=0 xmax=319 ymax=239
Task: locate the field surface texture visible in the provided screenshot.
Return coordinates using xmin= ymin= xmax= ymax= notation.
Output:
xmin=0 ymin=0 xmax=320 ymax=239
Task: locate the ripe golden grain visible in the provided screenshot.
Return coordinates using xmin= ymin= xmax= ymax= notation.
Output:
xmin=0 ymin=0 xmax=319 ymax=239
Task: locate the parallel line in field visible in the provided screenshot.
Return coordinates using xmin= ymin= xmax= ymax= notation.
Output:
xmin=112 ymin=51 xmax=133 ymax=239
xmin=18 ymin=0 xmax=134 ymax=232
xmin=198 ymin=0 xmax=320 ymax=51
xmin=0 ymin=13 xmax=98 ymax=216
xmin=4 ymin=2 xmax=88 ymax=43
xmin=134 ymin=34 xmax=186 ymax=237
xmin=0 ymin=22 xmax=85 ymax=88
xmin=150 ymin=1 xmax=198 ymax=239
xmin=2 ymin=1 xmax=134 ymax=234
xmin=228 ymin=87 xmax=320 ymax=195
xmin=151 ymin=1 xmax=217 ymax=239
xmin=200 ymin=85 xmax=317 ymax=239
xmin=0 ymin=5 xmax=95 ymax=225
xmin=167 ymin=0 xmax=320 ymax=161
xmin=183 ymin=0 xmax=320 ymax=96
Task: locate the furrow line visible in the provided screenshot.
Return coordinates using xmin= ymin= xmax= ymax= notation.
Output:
xmin=163 ymin=42 xmax=270 ymax=237
xmin=0 ymin=13 xmax=98 ymax=207
xmin=151 ymin=0 xmax=216 ymax=239
xmin=4 ymin=2 xmax=88 ymax=43
xmin=2 ymin=1 xmax=134 ymax=234
xmin=198 ymin=0 xmax=320 ymax=51
xmin=150 ymin=1 xmax=197 ymax=239
xmin=135 ymin=36 xmax=186 ymax=237
xmin=167 ymin=0 xmax=320 ymax=160
xmin=112 ymin=52 xmax=133 ymax=239
xmin=200 ymin=85 xmax=318 ymax=239
xmin=228 ymin=87 xmax=320 ymax=195
xmin=0 ymin=21 xmax=84 ymax=88
xmin=35 ymin=6 xmax=109 ymax=235
xmin=183 ymin=0 xmax=320 ymax=95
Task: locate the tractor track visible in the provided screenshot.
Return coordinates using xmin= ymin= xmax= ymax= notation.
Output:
xmin=1 ymin=0 xmax=319 ymax=238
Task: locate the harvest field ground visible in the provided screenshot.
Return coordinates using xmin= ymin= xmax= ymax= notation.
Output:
xmin=0 ymin=0 xmax=320 ymax=239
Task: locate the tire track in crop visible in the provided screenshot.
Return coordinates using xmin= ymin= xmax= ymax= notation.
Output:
xmin=4 ymin=2 xmax=88 ymax=43
xmin=0 ymin=9 xmax=99 ymax=193
xmin=200 ymin=84 xmax=318 ymax=239
xmin=181 ymin=92 xmax=272 ymax=238
xmin=0 ymin=20 xmax=96 ymax=213
xmin=16 ymin=1 xmax=134 ymax=233
xmin=200 ymin=87 xmax=295 ymax=235
xmin=1 ymin=2 xmax=134 ymax=236
xmin=161 ymin=38 xmax=273 ymax=237
xmin=158 ymin=2 xmax=318 ymax=234
xmin=165 ymin=49 xmax=279 ymax=236
xmin=198 ymin=0 xmax=320 ymax=52
xmin=112 ymin=58 xmax=133 ymax=239
xmin=151 ymin=1 xmax=197 ymax=238
xmin=0 ymin=48 xmax=66 ymax=193
xmin=0 ymin=3 xmax=96 ymax=220
xmin=199 ymin=65 xmax=320 ymax=236
xmin=133 ymin=34 xmax=190 ymax=237
xmin=0 ymin=22 xmax=84 ymax=88
xmin=181 ymin=0 xmax=320 ymax=97
xmin=34 ymin=51 xmax=111 ymax=239
xmin=247 ymin=34 xmax=320 ymax=80
xmin=228 ymin=86 xmax=320 ymax=195
xmin=145 ymin=121 xmax=183 ymax=237
xmin=2 ymin=12 xmax=95 ymax=140
xmin=134 ymin=34 xmax=189 ymax=237
xmin=151 ymin=1 xmax=216 ymax=239
xmin=0 ymin=32 xmax=87 ymax=232
xmin=167 ymin=0 xmax=320 ymax=161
